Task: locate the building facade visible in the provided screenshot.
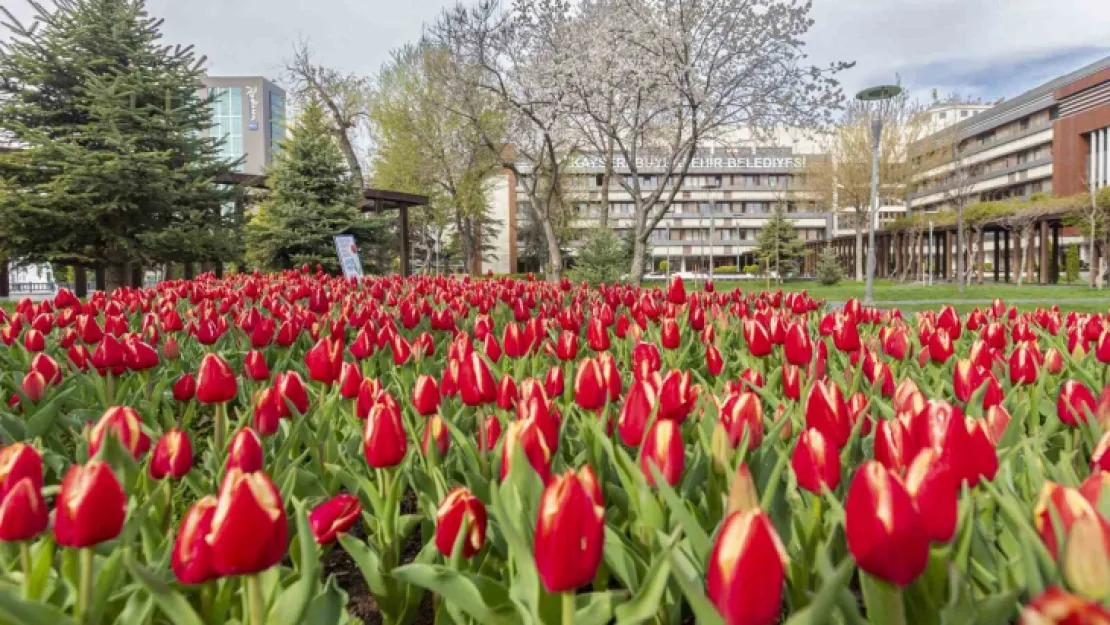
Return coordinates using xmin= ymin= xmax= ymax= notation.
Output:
xmin=199 ymin=76 xmax=286 ymax=175
xmin=910 ymin=55 xmax=1110 ymax=214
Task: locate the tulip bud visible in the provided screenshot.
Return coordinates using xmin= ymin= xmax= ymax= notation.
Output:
xmin=1008 ymin=343 xmax=1039 ymax=386
xmin=309 ymin=494 xmax=361 ymax=545
xmin=0 ymin=477 xmax=48 ymax=542
xmin=640 ymin=420 xmax=685 ymax=487
xmin=727 ymin=463 xmax=760 ymax=515
xmin=422 ymin=415 xmax=450 ymax=459
xmin=54 ymin=461 xmax=127 ymax=548
xmin=707 ymin=510 xmax=788 ymax=625
xmin=574 ymin=358 xmax=607 ymax=410
xmin=173 ymin=372 xmax=197 ymax=401
xmin=658 ymin=370 xmax=698 ymax=423
xmin=534 ymin=467 xmax=605 ymax=592
xmin=150 ymin=430 xmax=193 ymax=480
xmin=845 ymin=462 xmax=929 ymax=586
xmin=804 ymin=379 xmax=851 ymax=448
xmin=89 ymin=406 xmax=151 ymax=459
xmin=784 ymin=321 xmax=812 ymax=366
xmin=705 ymin=343 xmax=724 ymax=376
xmin=276 ymin=371 xmax=310 ymax=417
xmin=197 ymin=353 xmax=238 ymax=404
xmin=744 ymin=320 xmax=772 ymax=357
xmin=19 ymin=371 xmax=45 ymax=403
xmin=207 ymin=468 xmax=288 ymax=576
xmin=305 ymin=337 xmax=344 ymax=384
xmin=544 ymin=365 xmax=565 ymax=399
xmin=1062 ymin=513 xmax=1110 ymax=600
xmin=412 ymin=375 xmax=441 ymax=416
xmin=1044 ymin=347 xmax=1064 ymax=374
xmin=226 ymin=428 xmax=264 ymax=473
xmin=363 ymin=400 xmax=408 ymax=469
xmin=1019 ymin=587 xmax=1110 ymax=624
xmin=173 ymin=496 xmax=218 ymax=584
xmin=667 ymin=275 xmax=687 ymax=305
xmin=1058 ymin=380 xmax=1096 ymax=427
xmin=459 ymin=352 xmax=496 ymax=406
xmin=496 ymin=374 xmax=518 ymax=410
xmin=500 ymin=418 xmax=553 ymax=483
xmin=791 ymin=428 xmax=841 ymax=493
xmin=479 ymin=414 xmax=502 ymax=454
xmin=660 ymin=318 xmax=681 ymax=350
xmin=0 ymin=443 xmax=43 ymax=497
xmin=338 ymin=362 xmax=363 ymax=399
xmin=719 ymin=391 xmax=763 ymax=450
xmin=435 ymin=487 xmax=488 ymax=558
xmin=904 ymin=449 xmax=957 ymax=543
xmin=617 ymin=379 xmax=657 ymax=448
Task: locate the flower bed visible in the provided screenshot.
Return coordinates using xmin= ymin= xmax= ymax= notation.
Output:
xmin=0 ymin=269 xmax=1107 ymax=625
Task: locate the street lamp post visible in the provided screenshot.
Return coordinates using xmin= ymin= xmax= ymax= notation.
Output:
xmin=856 ymin=84 xmax=902 ymax=305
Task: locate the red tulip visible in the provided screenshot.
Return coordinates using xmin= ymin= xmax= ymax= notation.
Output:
xmin=657 ymin=370 xmax=698 ymax=422
xmin=150 ymin=430 xmax=193 ymax=480
xmin=1008 ymin=343 xmax=1039 ymax=385
xmin=1019 ymin=587 xmax=1110 ymax=625
xmin=207 ymin=468 xmax=288 ymax=576
xmin=197 ymin=353 xmax=238 ymax=404
xmin=29 ymin=353 xmax=62 ymax=385
xmin=172 ymin=372 xmax=196 ymax=402
xmin=804 ymin=379 xmax=851 ymax=449
xmin=882 ymin=327 xmax=910 ymax=361
xmin=544 ymin=365 xmax=565 ymax=399
xmin=534 ymin=467 xmax=605 ymax=592
xmin=904 ymin=449 xmax=957 ymax=543
xmin=846 ymin=462 xmax=928 ymax=586
xmin=574 ymin=358 xmax=607 ymax=410
xmin=172 ymin=496 xmax=219 ymax=584
xmin=479 ymin=414 xmax=502 ymax=454
xmin=22 ymin=329 xmax=45 ymax=352
xmin=412 ymin=375 xmax=441 ymax=416
xmin=89 ymin=406 xmax=151 ymax=459
xmin=586 ymin=317 xmax=610 ymax=352
xmin=435 ymin=487 xmax=488 ymax=558
xmin=792 ymin=428 xmax=841 ymax=493
xmin=719 ymin=392 xmax=763 ymax=450
xmin=667 ymin=275 xmax=687 ymax=305
xmin=305 ymin=337 xmax=344 ymax=384
xmin=363 ymin=400 xmax=408 ymax=469
xmin=251 ymin=387 xmax=283 ymax=436
xmin=91 ymin=335 xmax=125 ymax=371
xmin=54 ymin=461 xmax=127 ymax=548
xmin=243 ymin=350 xmax=270 ymax=381
xmin=556 ymin=330 xmax=579 ymax=361
xmin=0 ymin=444 xmax=43 ymax=496
xmin=125 ymin=339 xmax=160 ymax=371
xmin=1057 ymin=380 xmax=1096 ymax=427
xmin=784 ymin=321 xmax=812 ymax=366
xmin=0 ymin=476 xmax=47 ymax=542
xmin=744 ymin=320 xmax=772 ymax=357
xmin=927 ymin=328 xmax=954 ymax=363
xmin=459 ymin=352 xmax=496 ymax=406
xmin=706 ymin=344 xmax=724 ymax=376
xmin=618 ymin=379 xmax=658 ymax=447
xmin=832 ymin=316 xmax=861 ymax=353
xmin=19 ymin=371 xmax=45 ymax=403
xmin=226 ymin=428 xmax=264 ymax=473
xmin=276 ymin=371 xmax=310 ymax=417
xmin=422 ymin=415 xmax=450 ymax=459
xmin=640 ymin=419 xmax=685 ymax=487
xmin=660 ymin=318 xmax=681 ymax=350
xmin=1093 ymin=431 xmax=1110 ymax=471
xmin=597 ymin=352 xmax=622 ymax=401
xmin=1044 ymin=347 xmax=1064 ymax=374
xmin=706 ymin=510 xmax=788 ymax=625
xmin=500 ymin=418 xmax=553 ymax=483
xmin=309 ymin=494 xmax=361 ymax=545
xmin=496 ymin=374 xmax=518 ymax=410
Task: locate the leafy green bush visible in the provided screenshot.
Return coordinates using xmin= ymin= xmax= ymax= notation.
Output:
xmin=713 ymin=265 xmax=737 ymax=274
xmin=569 ymin=228 xmax=627 ymax=285
xmin=743 ymin=264 xmax=760 ymax=275
xmin=657 ymin=260 xmax=668 ymax=273
xmin=816 ymin=248 xmax=843 ymax=285
xmin=1066 ymin=245 xmax=1080 ymax=283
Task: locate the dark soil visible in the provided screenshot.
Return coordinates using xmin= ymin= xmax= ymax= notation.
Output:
xmin=323 ymin=489 xmax=435 ymax=624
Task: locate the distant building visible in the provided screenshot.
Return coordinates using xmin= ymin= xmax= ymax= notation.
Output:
xmin=199 ymin=76 xmax=287 ymax=175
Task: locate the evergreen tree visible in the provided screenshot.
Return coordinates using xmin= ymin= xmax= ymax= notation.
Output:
xmin=816 ymin=247 xmax=843 ymax=285
xmin=0 ymin=0 xmax=239 ymax=288
xmin=570 ymin=229 xmax=627 ymax=285
xmin=754 ymin=204 xmax=806 ymax=282
xmin=245 ymin=101 xmax=392 ymax=274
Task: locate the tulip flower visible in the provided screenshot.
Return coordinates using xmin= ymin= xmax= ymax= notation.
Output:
xmin=500 ymin=418 xmax=553 ymax=483
xmin=874 ymin=418 xmax=915 ymax=475
xmin=544 ymin=365 xmax=565 ymax=399
xmin=667 ymin=275 xmax=687 ymax=305
xmin=363 ymin=401 xmax=408 ymax=469
xmin=1044 ymin=347 xmax=1064 ymax=374
xmin=1057 ymin=380 xmax=1096 ymax=427
xmin=459 ymin=352 xmax=496 ymax=406
xmin=0 ymin=476 xmax=48 ymax=542
xmin=207 ymin=468 xmax=288 ymax=576
xmin=719 ymin=391 xmax=763 ymax=450
xmin=658 ymin=370 xmax=698 ymax=423
xmin=882 ymin=327 xmax=910 ymax=361
xmin=306 ymin=337 xmax=345 ymax=385
xmin=435 ymin=487 xmax=488 ymax=558
xmin=904 ymin=449 xmax=957 ymax=543
xmin=1019 ymin=587 xmax=1110 ymax=624
xmin=173 ymin=372 xmax=197 ymax=401
xmin=226 ymin=428 xmax=264 ymax=473
xmin=534 ymin=467 xmax=605 ymax=593
xmin=412 ymin=374 xmax=441 ymax=416
xmin=54 ymin=461 xmax=127 ymax=548
xmin=0 ymin=444 xmax=43 ymax=496
xmin=479 ymin=414 xmax=502 ymax=454
xmin=496 ymin=374 xmax=518 ymax=410
xmin=197 ymin=353 xmax=238 ymax=404
xmin=29 ymin=353 xmax=62 ymax=385
xmin=804 ymin=379 xmax=851 ymax=449
xmin=586 ymin=317 xmax=610 ymax=352
xmin=845 ymin=461 xmax=929 ymax=586
xmin=640 ymin=420 xmax=685 ymax=487
xmin=706 ymin=344 xmax=724 ymax=376
xmin=832 ymin=316 xmax=861 ymax=353
xmin=309 ymin=494 xmax=361 ymax=545
xmin=555 ymin=330 xmax=578 ymax=361
xmin=150 ymin=430 xmax=193 ymax=480
xmin=927 ymin=328 xmax=954 ymax=363
xmin=660 ymin=318 xmax=681 ymax=350
xmin=784 ymin=321 xmax=812 ymax=366
xmin=618 ymin=379 xmax=658 ymax=447
xmin=1033 ymin=481 xmax=1108 ymax=560
xmin=19 ymin=371 xmax=45 ymax=403
xmin=89 ymin=406 xmax=151 ymax=459
xmin=172 ymin=496 xmax=219 ymax=585
xmin=275 ymin=371 xmax=310 ymax=417
xmin=726 ymin=463 xmax=760 ymax=515
xmin=1093 ymin=431 xmax=1110 ymax=471
xmin=574 ymin=357 xmax=607 ymax=410
xmin=632 ymin=342 xmax=662 ymax=376
xmin=744 ymin=320 xmax=772 ymax=357
xmin=791 ymin=428 xmax=841 ymax=494
xmin=1008 ymin=343 xmax=1039 ymax=386
xmin=597 ymin=352 xmax=622 ymax=401
xmin=1061 ymin=513 xmax=1110 ymax=600
xmin=243 ymin=350 xmax=270 ymax=381
xmin=707 ymin=510 xmax=788 ymax=625
xmin=422 ymin=415 xmax=450 ymax=459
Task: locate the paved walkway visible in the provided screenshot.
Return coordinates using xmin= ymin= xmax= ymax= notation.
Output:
xmin=831 ymin=298 xmax=1110 ymax=308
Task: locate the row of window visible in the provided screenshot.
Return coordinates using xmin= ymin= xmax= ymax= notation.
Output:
xmin=573 ymin=201 xmax=819 ymax=217
xmin=585 ymin=173 xmax=799 ymax=190
xmin=646 ymin=227 xmax=826 ymax=242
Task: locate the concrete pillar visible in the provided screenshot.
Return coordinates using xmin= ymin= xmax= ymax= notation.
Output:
xmin=944 ymin=231 xmax=952 ymax=280
xmin=1012 ymin=231 xmax=1021 ymax=283
xmin=0 ymin=257 xmax=8 ymax=298
xmin=399 ymin=204 xmax=411 ymax=278
xmin=1051 ymin=225 xmax=1061 ymax=283
xmin=1039 ymin=220 xmax=1050 ymax=285
xmin=993 ymin=230 xmax=1000 ymax=282
xmin=1003 ymin=231 xmax=1011 ymax=282
xmin=977 ymin=229 xmax=986 ymax=284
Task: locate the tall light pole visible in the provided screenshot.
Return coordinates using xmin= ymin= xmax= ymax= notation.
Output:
xmin=856 ymin=84 xmax=902 ymax=305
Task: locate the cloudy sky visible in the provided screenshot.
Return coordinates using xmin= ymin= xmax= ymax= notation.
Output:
xmin=3 ymin=0 xmax=1109 ymax=105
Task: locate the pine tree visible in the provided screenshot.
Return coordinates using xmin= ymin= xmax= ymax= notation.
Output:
xmin=0 ymin=0 xmax=240 ymax=288
xmin=245 ymin=101 xmax=392 ymax=274
xmin=754 ymin=204 xmax=806 ymax=282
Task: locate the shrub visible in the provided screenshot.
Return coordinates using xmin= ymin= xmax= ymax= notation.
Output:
xmin=816 ymin=248 xmax=843 ymax=285
xmin=743 ymin=264 xmax=760 ymax=275
xmin=713 ymin=265 xmax=737 ymax=274
xmin=657 ymin=260 xmax=668 ymax=273
xmin=1066 ymin=245 xmax=1080 ymax=283
xmin=569 ymin=229 xmax=627 ymax=285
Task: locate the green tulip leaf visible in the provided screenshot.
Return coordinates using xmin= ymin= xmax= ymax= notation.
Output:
xmin=269 ymin=500 xmax=319 ymax=625
xmin=123 ymin=553 xmax=207 ymax=625
xmin=0 ymin=587 xmax=77 ymax=625
xmin=391 ymin=563 xmax=520 ymax=625
xmin=613 ymin=530 xmax=678 ymax=623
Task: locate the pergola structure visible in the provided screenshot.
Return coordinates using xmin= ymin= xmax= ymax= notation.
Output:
xmin=802 ymin=205 xmax=1081 ymax=285
xmin=0 ymin=173 xmax=428 ymax=298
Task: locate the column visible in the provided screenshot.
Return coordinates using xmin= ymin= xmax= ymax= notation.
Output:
xmin=1051 ymin=225 xmax=1061 ymax=283
xmin=977 ymin=229 xmax=986 ymax=284
xmin=1012 ymin=231 xmax=1021 ymax=283
xmin=1039 ymin=221 xmax=1050 ymax=285
xmin=74 ymin=266 xmax=88 ymax=298
xmin=1004 ymin=231 xmax=1011 ymax=282
xmin=130 ymin=264 xmax=143 ymax=288
xmin=399 ymin=204 xmax=411 ymax=278
xmin=94 ymin=266 xmax=106 ymax=292
xmin=0 ymin=257 xmax=8 ymax=298
xmin=993 ymin=230 xmax=1000 ymax=282
xmin=944 ymin=231 xmax=952 ymax=280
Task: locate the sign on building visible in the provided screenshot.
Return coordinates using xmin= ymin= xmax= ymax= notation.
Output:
xmin=334 ymin=235 xmax=364 ymax=279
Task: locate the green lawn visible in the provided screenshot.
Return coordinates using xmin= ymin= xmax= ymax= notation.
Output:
xmin=703 ymin=279 xmax=1110 ymax=304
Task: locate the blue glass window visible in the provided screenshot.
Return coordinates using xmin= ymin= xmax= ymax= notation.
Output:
xmin=269 ymin=91 xmax=286 ymax=154
xmin=210 ymin=87 xmax=244 ymax=171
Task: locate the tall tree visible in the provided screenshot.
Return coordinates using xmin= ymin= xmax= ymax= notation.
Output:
xmin=426 ymin=0 xmax=575 ymax=282
xmin=369 ymin=44 xmax=503 ymax=275
xmin=755 ymin=204 xmax=806 ymax=283
xmin=555 ymin=0 xmax=849 ymax=283
xmin=0 ymin=0 xmax=239 ymax=289
xmin=245 ymin=101 xmax=392 ymax=273
xmin=283 ymin=40 xmax=371 ymax=189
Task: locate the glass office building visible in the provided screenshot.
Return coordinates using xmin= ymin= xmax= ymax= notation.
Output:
xmin=200 ymin=76 xmax=286 ymax=175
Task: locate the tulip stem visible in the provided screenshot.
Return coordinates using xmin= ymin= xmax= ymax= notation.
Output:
xmin=214 ymin=403 xmax=226 ymax=453
xmin=246 ymin=574 xmax=266 ymax=625
xmin=562 ymin=591 xmax=575 ymax=625
xmin=19 ymin=542 xmax=31 ymax=599
xmin=76 ymin=548 xmax=93 ymax=621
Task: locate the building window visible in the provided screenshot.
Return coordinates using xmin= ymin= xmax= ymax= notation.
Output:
xmin=269 ymin=91 xmax=286 ymax=155
xmin=211 ymin=88 xmax=244 ymax=171
xmin=961 ymin=111 xmax=969 ymax=118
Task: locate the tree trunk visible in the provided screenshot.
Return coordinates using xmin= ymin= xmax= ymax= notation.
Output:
xmin=1091 ymin=213 xmax=1098 ymax=289
xmin=104 ymin=263 xmax=128 ymax=293
xmin=336 ymin=132 xmax=364 ymax=190
xmin=630 ymin=237 xmax=648 ymax=284
xmin=541 ymin=217 xmax=562 ymax=282
xmin=1017 ymin=226 xmax=1030 ymax=286
xmin=854 ymin=228 xmax=864 ymax=282
xmin=599 ymin=136 xmax=614 ymax=229
xmin=956 ymin=206 xmax=965 ymax=293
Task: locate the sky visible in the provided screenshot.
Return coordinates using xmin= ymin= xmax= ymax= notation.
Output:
xmin=3 ymin=0 xmax=1110 ymax=107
